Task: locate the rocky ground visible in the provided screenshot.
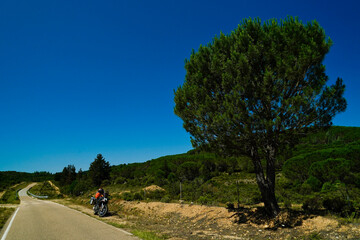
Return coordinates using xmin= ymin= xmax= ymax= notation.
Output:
xmin=52 ymin=198 xmax=360 ymax=240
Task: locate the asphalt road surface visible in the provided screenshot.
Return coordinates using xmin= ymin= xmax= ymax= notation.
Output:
xmin=1 ymin=184 xmax=139 ymax=240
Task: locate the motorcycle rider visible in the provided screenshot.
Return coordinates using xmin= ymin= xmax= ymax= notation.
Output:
xmin=94 ymin=188 xmax=104 ymax=212
xmin=95 ymin=188 xmax=104 ymax=199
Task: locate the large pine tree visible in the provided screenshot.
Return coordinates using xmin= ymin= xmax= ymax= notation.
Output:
xmin=174 ymin=17 xmax=346 ymax=217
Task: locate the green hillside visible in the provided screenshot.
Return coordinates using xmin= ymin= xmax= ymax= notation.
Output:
xmin=9 ymin=126 xmax=358 ymax=217
xmin=104 ymin=126 xmax=360 ymax=215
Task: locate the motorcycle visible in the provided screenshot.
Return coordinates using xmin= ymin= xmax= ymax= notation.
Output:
xmin=90 ymin=192 xmax=109 ymax=217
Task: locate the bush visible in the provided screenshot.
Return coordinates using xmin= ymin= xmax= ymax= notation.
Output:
xmin=114 ymin=176 xmax=126 ymax=185
xmin=145 ymin=190 xmax=165 ymax=200
xmin=309 ymin=158 xmax=350 ymax=184
xmin=161 ymin=195 xmax=171 ymax=203
xmin=283 ymin=144 xmax=360 ymax=182
xmin=72 ymin=180 xmax=91 ymax=196
xmin=306 ymin=176 xmax=322 ymax=192
xmin=198 ymin=195 xmax=212 ymax=205
xmin=133 ymin=192 xmax=143 ymax=201
xmin=322 ymin=196 xmax=354 ymax=215
xmin=300 ymin=183 xmax=313 ymax=195
xmin=121 ymin=192 xmax=134 ymax=201
xmin=101 ymin=179 xmax=111 ymax=186
xmin=302 ymin=195 xmax=323 ymax=213
xmin=321 ymin=182 xmax=334 ymax=192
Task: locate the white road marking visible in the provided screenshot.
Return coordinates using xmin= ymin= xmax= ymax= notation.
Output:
xmin=1 ymin=207 xmax=20 ymax=240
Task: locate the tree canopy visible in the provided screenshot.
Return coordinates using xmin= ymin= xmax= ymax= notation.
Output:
xmin=174 ymin=17 xmax=346 ymax=216
xmin=89 ymin=154 xmax=111 ymax=187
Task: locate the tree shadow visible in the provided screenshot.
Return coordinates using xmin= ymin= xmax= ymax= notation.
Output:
xmin=228 ymin=205 xmax=312 ymax=230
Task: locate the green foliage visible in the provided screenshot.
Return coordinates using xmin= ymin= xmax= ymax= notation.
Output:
xmin=71 ymin=179 xmax=92 ymax=196
xmin=283 ymin=141 xmax=360 ymax=182
xmin=302 ymin=195 xmax=323 ymax=213
xmin=177 ymin=161 xmax=199 ymax=181
xmin=309 ymin=158 xmax=350 ymax=184
xmin=305 ymin=176 xmax=322 ymax=192
xmin=57 ymin=165 xmax=76 ymax=186
xmin=198 ymin=195 xmax=212 ymax=205
xmin=121 ymin=192 xmax=134 ymax=201
xmin=89 ymin=154 xmax=111 ymax=187
xmin=174 ymin=17 xmax=345 ymax=154
xmin=145 ymin=190 xmax=166 ymax=200
xmin=322 ymin=196 xmax=349 ymax=214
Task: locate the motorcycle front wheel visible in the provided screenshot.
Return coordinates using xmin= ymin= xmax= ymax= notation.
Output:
xmin=98 ymin=203 xmax=108 ymax=217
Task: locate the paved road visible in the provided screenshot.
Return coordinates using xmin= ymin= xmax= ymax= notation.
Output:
xmin=1 ymin=184 xmax=138 ymax=240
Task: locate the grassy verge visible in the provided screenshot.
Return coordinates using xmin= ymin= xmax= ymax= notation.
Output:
xmin=0 ymin=207 xmax=15 ymax=230
xmin=0 ymin=182 xmax=29 ymax=204
xmin=28 ymin=181 xmax=61 ymax=199
xmin=131 ymin=230 xmax=167 ymax=240
xmin=52 ymin=197 xmax=169 ymax=240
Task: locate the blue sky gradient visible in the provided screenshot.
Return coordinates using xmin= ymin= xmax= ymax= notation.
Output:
xmin=1 ymin=0 xmax=359 ymax=173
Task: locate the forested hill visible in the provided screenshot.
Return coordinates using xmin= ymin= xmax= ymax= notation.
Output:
xmin=111 ymin=126 xmax=360 ymax=185
xmin=0 ymin=171 xmax=53 ymax=191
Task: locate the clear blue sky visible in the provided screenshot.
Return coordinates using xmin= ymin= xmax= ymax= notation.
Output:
xmin=1 ymin=0 xmax=359 ymax=173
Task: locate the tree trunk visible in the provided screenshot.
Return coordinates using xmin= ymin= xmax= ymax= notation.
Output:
xmin=250 ymin=145 xmax=280 ymax=217
xmin=256 ymin=175 xmax=280 ymax=217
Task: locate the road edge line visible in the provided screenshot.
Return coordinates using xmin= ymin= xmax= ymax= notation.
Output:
xmin=47 ymin=200 xmax=134 ymax=236
xmin=1 ymin=207 xmax=20 ymax=240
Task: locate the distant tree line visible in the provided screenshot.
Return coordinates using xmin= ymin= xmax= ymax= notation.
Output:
xmin=0 ymin=171 xmax=53 ymax=191
xmin=54 ymin=153 xmax=111 ymax=195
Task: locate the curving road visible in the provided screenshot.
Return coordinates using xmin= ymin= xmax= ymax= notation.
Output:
xmin=1 ymin=184 xmax=138 ymax=240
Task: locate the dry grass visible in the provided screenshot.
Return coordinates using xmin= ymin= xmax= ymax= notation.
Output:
xmin=0 ymin=207 xmax=15 ymax=230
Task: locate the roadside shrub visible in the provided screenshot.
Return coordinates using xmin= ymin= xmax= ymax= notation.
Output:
xmin=121 ymin=192 xmax=134 ymax=201
xmin=145 ymin=190 xmax=165 ymax=200
xmin=161 ymin=195 xmax=171 ymax=203
xmin=133 ymin=192 xmax=143 ymax=201
xmin=302 ymin=195 xmax=323 ymax=213
xmin=72 ymin=180 xmax=91 ymax=196
xmin=322 ymin=196 xmax=354 ymax=216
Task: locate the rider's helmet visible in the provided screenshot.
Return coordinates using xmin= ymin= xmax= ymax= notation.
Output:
xmin=98 ymin=188 xmax=104 ymax=195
